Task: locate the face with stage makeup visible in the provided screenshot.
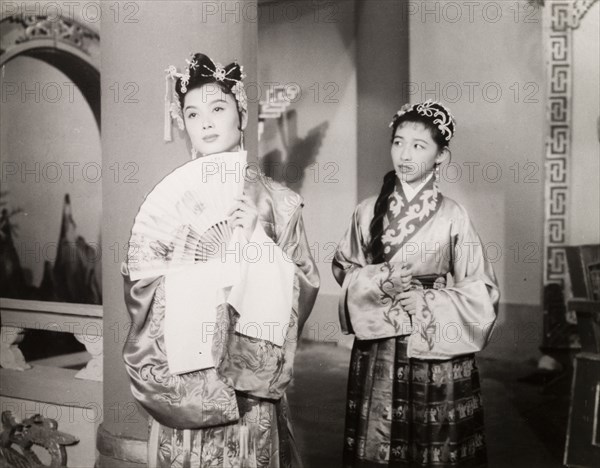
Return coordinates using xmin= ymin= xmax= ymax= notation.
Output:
xmin=391 ymin=121 xmax=449 ymax=188
xmin=182 ymin=83 xmax=241 ymax=157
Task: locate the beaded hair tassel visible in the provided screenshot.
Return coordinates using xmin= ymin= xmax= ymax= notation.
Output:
xmin=164 ymin=65 xmax=186 ymax=142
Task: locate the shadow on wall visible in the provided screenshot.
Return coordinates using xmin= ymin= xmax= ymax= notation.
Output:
xmin=261 ymin=110 xmax=329 ymax=192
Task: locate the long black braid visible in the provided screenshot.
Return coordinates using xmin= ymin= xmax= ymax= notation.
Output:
xmin=367 ymin=170 xmax=397 ymax=264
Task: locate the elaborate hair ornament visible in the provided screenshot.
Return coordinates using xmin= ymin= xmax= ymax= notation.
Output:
xmin=202 ymin=61 xmax=227 ymax=82
xmin=163 ymin=54 xmax=248 ymax=142
xmin=199 ymin=57 xmax=248 ymax=116
xmin=389 ymin=99 xmax=456 ymax=142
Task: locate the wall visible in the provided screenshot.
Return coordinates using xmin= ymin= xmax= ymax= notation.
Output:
xmin=356 ymin=0 xmax=411 ymax=203
xmin=409 ymin=0 xmax=546 ymax=308
xmin=101 ymin=0 xmax=257 ymax=441
xmin=570 ymin=1 xmax=600 ymax=245
xmin=257 ymin=0 xmax=357 ymax=340
xmin=258 ymin=0 xmax=550 ymax=344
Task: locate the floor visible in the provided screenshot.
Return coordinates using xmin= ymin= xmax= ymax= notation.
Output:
xmin=287 ymin=341 xmax=571 ymax=468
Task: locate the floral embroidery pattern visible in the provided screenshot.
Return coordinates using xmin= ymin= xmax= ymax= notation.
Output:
xmin=152 ymin=400 xmax=286 ymax=467
xmin=418 ymin=290 xmax=437 ymax=351
xmin=388 ymin=191 xmax=404 ymax=218
xmin=381 ymin=177 xmax=443 ymax=259
xmin=376 ymin=262 xmax=407 ymax=334
xmin=219 ymin=312 xmax=295 ymax=396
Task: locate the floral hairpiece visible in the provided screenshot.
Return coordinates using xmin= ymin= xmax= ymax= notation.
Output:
xmin=389 ymin=99 xmax=456 ymax=142
xmin=163 ymin=54 xmax=248 ymax=142
xmin=199 ymin=57 xmax=248 ymax=116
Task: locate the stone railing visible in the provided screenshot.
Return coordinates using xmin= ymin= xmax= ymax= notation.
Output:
xmin=0 ymin=297 xmax=103 ymax=467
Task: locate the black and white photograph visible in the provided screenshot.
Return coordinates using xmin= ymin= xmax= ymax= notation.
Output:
xmin=0 ymin=1 xmax=598 ymax=467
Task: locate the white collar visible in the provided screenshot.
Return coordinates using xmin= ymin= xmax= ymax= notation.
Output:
xmin=401 ymin=173 xmax=434 ymax=202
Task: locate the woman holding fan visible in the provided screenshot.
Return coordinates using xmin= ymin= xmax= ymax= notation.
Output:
xmin=121 ymin=53 xmax=319 ymax=468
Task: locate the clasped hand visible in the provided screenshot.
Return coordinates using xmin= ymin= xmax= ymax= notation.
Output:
xmin=227 ymin=195 xmax=259 ymax=241
xmin=392 ymin=264 xmax=428 ymax=324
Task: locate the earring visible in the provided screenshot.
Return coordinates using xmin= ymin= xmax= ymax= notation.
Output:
xmin=239 ymin=131 xmax=245 ymax=151
xmin=434 ymin=163 xmax=440 ymax=190
xmin=191 ymin=147 xmax=198 ymax=160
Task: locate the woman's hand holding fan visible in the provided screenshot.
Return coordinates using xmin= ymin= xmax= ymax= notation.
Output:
xmin=228 ymin=195 xmax=259 ymax=241
xmin=126 ymin=150 xmax=247 ymax=280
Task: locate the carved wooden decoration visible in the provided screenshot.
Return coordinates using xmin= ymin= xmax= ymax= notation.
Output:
xmin=0 ymin=411 xmax=79 ymax=467
xmin=0 ymin=12 xmax=99 ymax=67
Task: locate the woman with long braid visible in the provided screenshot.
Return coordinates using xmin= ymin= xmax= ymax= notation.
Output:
xmin=333 ymin=101 xmax=499 ymax=467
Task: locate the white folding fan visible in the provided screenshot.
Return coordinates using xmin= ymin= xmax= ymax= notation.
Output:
xmin=126 ymin=151 xmax=247 ymax=280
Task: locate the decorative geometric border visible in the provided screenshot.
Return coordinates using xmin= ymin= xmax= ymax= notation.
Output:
xmin=542 ymin=0 xmax=599 ymax=349
xmin=543 ymin=1 xmax=572 ymax=288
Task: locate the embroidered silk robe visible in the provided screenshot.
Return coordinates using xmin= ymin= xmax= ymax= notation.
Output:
xmin=122 ymin=171 xmax=320 ymax=468
xmin=332 ymin=180 xmax=499 ymax=467
xmin=333 ymin=183 xmax=499 ymax=359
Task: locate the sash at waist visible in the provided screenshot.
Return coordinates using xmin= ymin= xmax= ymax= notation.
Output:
xmin=411 ymin=274 xmax=447 ymax=290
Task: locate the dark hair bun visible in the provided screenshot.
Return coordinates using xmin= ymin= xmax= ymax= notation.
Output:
xmin=175 ymin=53 xmax=243 ymax=102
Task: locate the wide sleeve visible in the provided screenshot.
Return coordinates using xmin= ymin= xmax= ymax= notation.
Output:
xmin=332 ymin=205 xmax=412 ymax=340
xmin=216 ymin=201 xmax=320 ymax=400
xmin=280 ymin=207 xmax=320 ymax=334
xmin=121 ymin=263 xmax=240 ymax=429
xmin=407 ymin=211 xmax=500 ymax=359
xmin=121 ymin=263 xmax=162 ymax=332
